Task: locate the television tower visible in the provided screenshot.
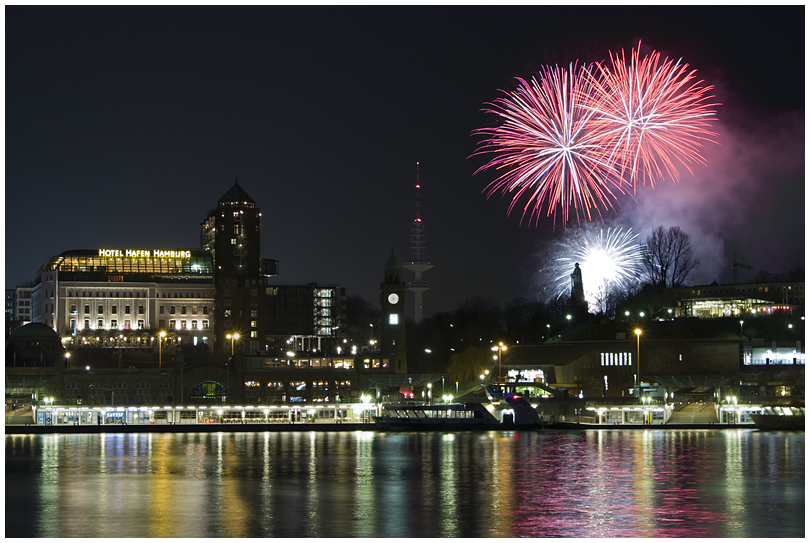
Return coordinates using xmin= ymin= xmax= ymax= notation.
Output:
xmin=403 ymin=162 xmax=433 ymax=323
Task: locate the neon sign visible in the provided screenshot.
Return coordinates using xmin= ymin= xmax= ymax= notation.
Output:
xmin=98 ymin=249 xmax=191 ymax=258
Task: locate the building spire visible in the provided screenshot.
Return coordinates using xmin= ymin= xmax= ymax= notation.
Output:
xmin=403 ymin=161 xmax=434 ymax=323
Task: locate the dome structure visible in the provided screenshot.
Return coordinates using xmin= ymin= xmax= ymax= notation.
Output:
xmin=10 ymin=322 xmax=61 ymax=339
xmin=7 ymin=323 xmax=65 ymax=367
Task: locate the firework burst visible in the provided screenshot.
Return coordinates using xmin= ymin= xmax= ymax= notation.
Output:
xmin=548 ymin=227 xmax=644 ymax=313
xmin=586 ymin=43 xmax=720 ymax=191
xmin=472 ymin=63 xmax=629 ymax=226
xmin=474 ymin=44 xmax=720 ymax=225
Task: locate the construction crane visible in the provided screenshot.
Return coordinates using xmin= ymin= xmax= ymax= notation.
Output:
xmin=732 ymin=252 xmax=754 ymax=284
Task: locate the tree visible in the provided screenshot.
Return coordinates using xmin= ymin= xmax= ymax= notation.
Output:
xmin=446 ymin=346 xmax=493 ymax=384
xmin=642 ymin=226 xmax=700 ymax=288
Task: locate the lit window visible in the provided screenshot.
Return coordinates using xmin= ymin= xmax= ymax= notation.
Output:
xmin=389 ymin=314 xmax=399 ymax=325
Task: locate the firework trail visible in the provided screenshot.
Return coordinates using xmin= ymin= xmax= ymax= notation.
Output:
xmin=472 ymin=63 xmax=630 ymax=226
xmin=544 ymin=226 xmax=644 ymax=313
xmin=586 ymin=43 xmax=720 ymax=192
xmin=474 ymin=43 xmax=719 ymax=225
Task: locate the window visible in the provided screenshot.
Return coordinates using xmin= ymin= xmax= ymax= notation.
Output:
xmin=170 ymin=306 xmax=176 ymax=314
xmin=85 ymin=305 xmax=90 ymax=314
xmin=98 ymin=319 xmax=104 ymax=328
xmin=389 ymin=313 xmax=399 ymax=325
xmin=137 ymin=320 xmax=144 ymax=329
xmin=70 ymin=304 xmax=76 ymax=313
xmin=139 ymin=306 xmax=144 ymax=314
xmin=112 ymin=305 xmax=117 ymax=314
xmin=98 ymin=305 xmax=104 ymax=314
xmin=111 ymin=320 xmax=118 ymax=328
xmin=203 ymin=305 xmax=209 ymax=315
xmin=160 ymin=306 xmax=165 ymax=314
xmin=192 ymin=321 xmax=198 ymax=329
xmin=192 ymin=306 xmax=198 ymax=315
xmin=181 ymin=321 xmax=187 ymax=329
xmin=203 ymin=320 xmax=209 ymax=329
xmin=170 ymin=320 xmax=176 ymax=329
xmin=250 ymin=331 xmax=257 ymax=338
xmin=159 ymin=319 xmax=165 ymax=328
xmin=125 ymin=305 xmax=131 ymax=314
xmin=181 ymin=306 xmax=187 ymax=315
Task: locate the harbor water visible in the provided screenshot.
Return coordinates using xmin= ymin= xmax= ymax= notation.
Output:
xmin=5 ymin=429 xmax=805 ymax=538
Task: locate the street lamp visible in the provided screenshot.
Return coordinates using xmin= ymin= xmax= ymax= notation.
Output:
xmin=158 ymin=331 xmax=167 ymax=368
xmin=634 ymin=329 xmax=642 ymax=398
xmin=226 ymin=333 xmax=240 ymax=355
xmin=739 ymin=320 xmax=744 ymax=339
xmin=491 ymin=342 xmax=507 ymax=380
xmin=427 ymin=383 xmax=432 ymax=405
xmin=65 ymin=352 xmax=71 ymax=369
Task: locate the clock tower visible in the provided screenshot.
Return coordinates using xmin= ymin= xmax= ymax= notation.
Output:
xmin=380 ymin=250 xmax=407 ymax=373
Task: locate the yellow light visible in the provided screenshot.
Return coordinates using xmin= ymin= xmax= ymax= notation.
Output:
xmin=634 ymin=329 xmax=641 ymax=336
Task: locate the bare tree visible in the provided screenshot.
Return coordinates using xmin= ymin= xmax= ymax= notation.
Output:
xmin=642 ymin=226 xmax=700 ymax=288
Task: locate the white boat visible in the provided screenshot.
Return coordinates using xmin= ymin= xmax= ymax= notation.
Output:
xmin=373 ymin=403 xmax=501 ymax=429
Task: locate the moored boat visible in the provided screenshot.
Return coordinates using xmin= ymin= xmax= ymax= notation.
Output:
xmin=750 ymin=406 xmax=804 ymax=431
xmin=373 ymin=402 xmax=501 ymax=430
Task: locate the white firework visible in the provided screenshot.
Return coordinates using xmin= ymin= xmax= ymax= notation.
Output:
xmin=551 ymin=227 xmax=645 ymax=313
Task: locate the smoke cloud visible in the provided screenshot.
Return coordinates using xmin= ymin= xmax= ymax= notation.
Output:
xmin=619 ymin=105 xmax=804 ymax=285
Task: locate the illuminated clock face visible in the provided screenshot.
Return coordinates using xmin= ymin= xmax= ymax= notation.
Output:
xmin=387 ymin=293 xmax=399 ymax=305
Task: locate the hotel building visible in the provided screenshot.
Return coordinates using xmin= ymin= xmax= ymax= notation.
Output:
xmin=33 ymin=248 xmax=215 ymax=350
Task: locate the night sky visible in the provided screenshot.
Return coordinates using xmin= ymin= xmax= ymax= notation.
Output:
xmin=5 ymin=5 xmax=805 ymax=317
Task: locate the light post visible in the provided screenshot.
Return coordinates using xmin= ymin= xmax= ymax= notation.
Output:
xmin=65 ymin=352 xmax=71 ymax=369
xmin=427 ymin=383 xmax=432 ymax=405
xmin=739 ymin=320 xmax=744 ymax=339
xmin=634 ymin=329 xmax=642 ymax=399
xmin=491 ymin=342 xmax=507 ymax=380
xmin=158 ymin=331 xmax=167 ymax=368
xmin=546 ymin=324 xmax=551 ymax=339
xmin=226 ymin=333 xmax=240 ymax=355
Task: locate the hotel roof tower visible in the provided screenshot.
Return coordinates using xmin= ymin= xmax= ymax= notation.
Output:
xmin=402 ymin=163 xmax=433 ymax=323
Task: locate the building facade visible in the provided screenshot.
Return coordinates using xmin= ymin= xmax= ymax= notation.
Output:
xmin=264 ymin=283 xmax=346 ymax=353
xmin=201 ymin=181 xmax=277 ymax=354
xmin=31 ymin=248 xmax=215 ymax=352
xmin=380 ymin=251 xmax=407 ymax=373
xmin=665 ymin=281 xmax=805 ymax=318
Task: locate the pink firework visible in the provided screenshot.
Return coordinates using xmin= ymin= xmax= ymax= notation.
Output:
xmin=586 ymin=43 xmax=720 ymax=192
xmin=472 ymin=63 xmax=630 ymax=226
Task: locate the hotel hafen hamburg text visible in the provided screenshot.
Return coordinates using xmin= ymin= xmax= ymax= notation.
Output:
xmin=10 ymin=181 xmax=410 ymax=408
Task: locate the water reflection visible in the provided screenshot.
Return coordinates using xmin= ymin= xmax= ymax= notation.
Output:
xmin=5 ymin=429 xmax=804 ymax=538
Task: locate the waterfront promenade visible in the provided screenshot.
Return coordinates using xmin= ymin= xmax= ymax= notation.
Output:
xmin=5 ymin=421 xmax=758 ymax=434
